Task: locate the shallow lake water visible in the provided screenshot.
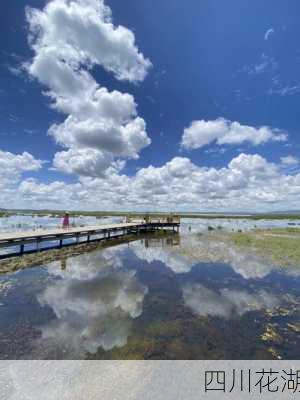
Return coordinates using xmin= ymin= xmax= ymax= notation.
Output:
xmin=0 ymin=230 xmax=299 ymax=360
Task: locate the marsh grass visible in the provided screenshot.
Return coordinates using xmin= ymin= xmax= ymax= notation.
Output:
xmin=231 ymin=228 xmax=300 ymax=267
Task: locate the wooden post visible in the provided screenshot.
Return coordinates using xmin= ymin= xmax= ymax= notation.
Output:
xmin=87 ymin=235 xmax=90 ymax=243
xmin=59 ymin=238 xmax=63 ymax=248
xmin=20 ymin=244 xmax=24 ymax=255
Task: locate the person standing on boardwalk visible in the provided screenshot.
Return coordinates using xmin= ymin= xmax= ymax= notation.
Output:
xmin=62 ymin=212 xmax=70 ymax=230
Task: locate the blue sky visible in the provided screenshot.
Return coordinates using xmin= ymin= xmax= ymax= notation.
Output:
xmin=1 ymin=0 xmax=300 ymax=211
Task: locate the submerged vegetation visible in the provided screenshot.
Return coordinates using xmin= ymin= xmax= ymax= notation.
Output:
xmin=231 ymin=228 xmax=300 ymax=268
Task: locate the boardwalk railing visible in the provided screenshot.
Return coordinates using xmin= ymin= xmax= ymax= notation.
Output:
xmin=126 ymin=214 xmax=181 ymax=224
xmin=0 ymin=217 xmax=180 ymax=259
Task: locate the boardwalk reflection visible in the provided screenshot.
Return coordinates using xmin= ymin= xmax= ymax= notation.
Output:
xmin=0 ymin=232 xmax=179 ymax=276
xmin=143 ymin=235 xmax=180 ymax=249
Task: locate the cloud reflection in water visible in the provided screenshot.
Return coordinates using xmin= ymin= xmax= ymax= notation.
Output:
xmin=132 ymin=234 xmax=285 ymax=280
xmin=36 ymin=247 xmax=148 ymax=357
xmin=182 ymin=283 xmax=282 ymax=319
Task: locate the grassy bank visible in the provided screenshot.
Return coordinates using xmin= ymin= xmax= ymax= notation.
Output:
xmin=231 ymin=228 xmax=300 ymax=267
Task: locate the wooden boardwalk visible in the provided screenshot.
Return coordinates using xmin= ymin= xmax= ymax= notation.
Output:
xmin=0 ymin=219 xmax=180 ymax=259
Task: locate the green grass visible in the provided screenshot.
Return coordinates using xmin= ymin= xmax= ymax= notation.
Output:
xmin=231 ymin=228 xmax=300 ymax=267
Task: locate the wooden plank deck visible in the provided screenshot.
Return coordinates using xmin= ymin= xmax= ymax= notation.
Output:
xmin=0 ymin=222 xmax=143 ymax=243
xmin=0 ymin=220 xmax=180 ymax=259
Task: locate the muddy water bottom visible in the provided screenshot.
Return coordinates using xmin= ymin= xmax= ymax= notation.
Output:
xmin=0 ymin=234 xmax=299 ymax=360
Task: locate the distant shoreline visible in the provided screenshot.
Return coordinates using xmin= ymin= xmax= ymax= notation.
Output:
xmin=1 ymin=209 xmax=300 ymax=220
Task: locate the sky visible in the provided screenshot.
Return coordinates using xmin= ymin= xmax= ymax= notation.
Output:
xmin=1 ymin=0 xmax=300 ymax=212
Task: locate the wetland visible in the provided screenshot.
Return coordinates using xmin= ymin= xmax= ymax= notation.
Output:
xmin=0 ymin=215 xmax=300 ymax=359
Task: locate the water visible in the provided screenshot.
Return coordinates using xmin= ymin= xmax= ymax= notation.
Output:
xmin=2 ymin=214 xmax=300 ymax=257
xmin=180 ymin=216 xmax=300 ymax=233
xmin=0 ymin=214 xmax=125 ymax=256
xmin=1 ymin=214 xmax=300 ymax=234
xmin=0 ymin=230 xmax=299 ymax=360
xmin=0 ymin=214 xmax=123 ymax=233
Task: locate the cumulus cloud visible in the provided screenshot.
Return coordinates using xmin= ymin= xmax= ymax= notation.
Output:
xmin=0 ymin=150 xmax=42 ymax=177
xmin=13 ymin=152 xmax=300 ymax=212
xmin=49 ymin=112 xmax=149 ymax=159
xmin=26 ymin=0 xmax=151 ymax=84
xmin=0 ymin=150 xmax=42 ymax=207
xmin=12 ymin=0 xmax=299 ymax=214
xmin=53 ymin=148 xmax=125 ymax=177
xmin=26 ymin=0 xmax=151 ymax=177
xmin=228 ymin=153 xmax=277 ymax=177
xmin=181 ymin=118 xmax=287 ymax=150
xmin=18 ymin=178 xmax=88 ymax=206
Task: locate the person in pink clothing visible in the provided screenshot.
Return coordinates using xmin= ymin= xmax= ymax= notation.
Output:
xmin=62 ymin=212 xmax=70 ymax=229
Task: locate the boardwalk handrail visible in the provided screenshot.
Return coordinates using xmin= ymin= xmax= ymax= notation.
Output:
xmin=0 ymin=219 xmax=180 ymax=259
xmin=126 ymin=213 xmax=180 ymax=224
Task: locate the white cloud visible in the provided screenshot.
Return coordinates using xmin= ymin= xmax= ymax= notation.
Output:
xmin=228 ymin=153 xmax=277 ymax=177
xmin=280 ymin=155 xmax=299 ymax=166
xmin=26 ymin=0 xmax=151 ymax=84
xmin=264 ymin=28 xmax=274 ymax=41
xmin=0 ymin=150 xmax=42 ymax=208
xmin=49 ymin=110 xmax=150 ymax=159
xmin=18 ymin=178 xmax=89 ymax=206
xmin=0 ymin=150 xmax=42 ymax=177
xmin=12 ymin=152 xmax=300 ymax=212
xmin=53 ymin=148 xmax=122 ymax=177
xmin=181 ymin=118 xmax=287 ymax=150
xmin=26 ymin=0 xmax=151 ymax=177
